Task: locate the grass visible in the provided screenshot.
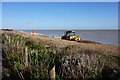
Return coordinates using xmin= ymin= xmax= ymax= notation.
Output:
xmin=2 ymin=31 xmax=120 ymax=80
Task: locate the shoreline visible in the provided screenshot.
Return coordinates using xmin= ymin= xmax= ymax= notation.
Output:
xmin=16 ymin=29 xmax=119 ymax=46
xmin=1 ymin=30 xmax=119 ymax=54
xmin=1 ymin=29 xmax=119 ymax=46
xmin=25 ymin=30 xmax=119 ymax=46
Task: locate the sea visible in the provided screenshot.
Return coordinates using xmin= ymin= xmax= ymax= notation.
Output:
xmin=20 ymin=30 xmax=119 ymax=46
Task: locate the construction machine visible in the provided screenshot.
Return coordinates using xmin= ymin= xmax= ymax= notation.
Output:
xmin=61 ymin=30 xmax=81 ymax=41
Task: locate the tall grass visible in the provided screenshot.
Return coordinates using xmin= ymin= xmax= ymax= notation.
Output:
xmin=2 ymin=32 xmax=120 ymax=80
xmin=2 ymin=33 xmax=55 ymax=79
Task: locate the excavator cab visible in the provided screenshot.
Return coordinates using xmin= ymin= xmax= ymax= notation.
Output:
xmin=64 ymin=31 xmax=75 ymax=36
xmin=61 ymin=30 xmax=81 ymax=41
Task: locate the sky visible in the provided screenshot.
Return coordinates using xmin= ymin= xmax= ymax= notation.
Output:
xmin=2 ymin=0 xmax=120 ymax=2
xmin=2 ymin=2 xmax=118 ymax=30
xmin=0 ymin=2 xmax=1 ymax=29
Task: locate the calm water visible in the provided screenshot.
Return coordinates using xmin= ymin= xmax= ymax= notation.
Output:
xmin=21 ymin=30 xmax=119 ymax=45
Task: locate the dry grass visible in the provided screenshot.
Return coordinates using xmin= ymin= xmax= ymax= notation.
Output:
xmin=1 ymin=30 xmax=120 ymax=80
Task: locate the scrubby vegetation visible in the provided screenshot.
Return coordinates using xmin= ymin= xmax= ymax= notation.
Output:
xmin=2 ymin=31 xmax=120 ymax=80
xmin=2 ymin=33 xmax=56 ymax=80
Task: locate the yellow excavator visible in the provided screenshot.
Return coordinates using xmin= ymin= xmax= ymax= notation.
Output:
xmin=61 ymin=30 xmax=82 ymax=41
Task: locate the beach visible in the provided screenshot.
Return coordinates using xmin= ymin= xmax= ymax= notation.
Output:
xmin=21 ymin=30 xmax=119 ymax=45
xmin=9 ymin=30 xmax=119 ymax=55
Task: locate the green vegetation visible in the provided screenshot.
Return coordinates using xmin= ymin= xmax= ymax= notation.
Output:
xmin=2 ymin=33 xmax=56 ymax=79
xmin=2 ymin=31 xmax=120 ymax=80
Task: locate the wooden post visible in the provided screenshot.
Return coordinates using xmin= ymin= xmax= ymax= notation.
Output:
xmin=25 ymin=47 xmax=28 ymax=66
xmin=49 ymin=63 xmax=55 ymax=80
